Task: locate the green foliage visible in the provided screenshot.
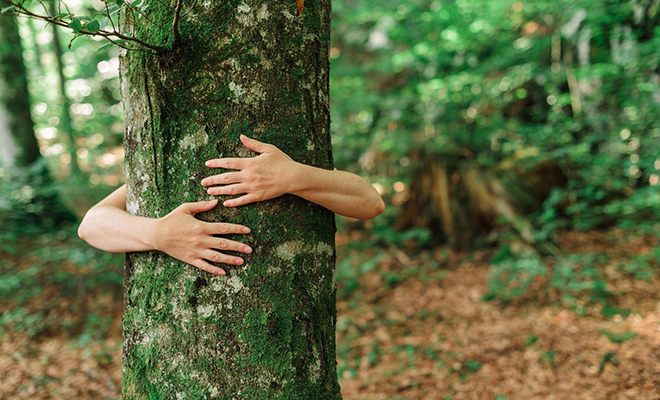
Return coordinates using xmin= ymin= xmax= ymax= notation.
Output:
xmin=618 ymin=252 xmax=657 ymax=281
xmin=0 ymin=160 xmax=75 ymax=235
xmin=0 ymin=226 xmax=123 ymax=341
xmin=524 ymin=335 xmax=539 ymax=347
xmin=549 ymin=253 xmax=611 ymax=306
xmin=601 ymin=330 xmax=638 ymax=344
xmin=331 ymin=0 xmax=660 ymax=237
xmin=483 ymin=246 xmax=547 ymax=303
xmin=599 ymin=352 xmax=619 ymax=373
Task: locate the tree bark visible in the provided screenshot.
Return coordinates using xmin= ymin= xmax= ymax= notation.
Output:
xmin=0 ymin=13 xmax=40 ymax=169
xmin=119 ymin=1 xmax=341 ymax=398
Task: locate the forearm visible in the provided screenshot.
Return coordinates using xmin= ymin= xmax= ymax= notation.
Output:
xmin=78 ymin=205 xmax=160 ymax=253
xmin=289 ymin=163 xmax=385 ymax=220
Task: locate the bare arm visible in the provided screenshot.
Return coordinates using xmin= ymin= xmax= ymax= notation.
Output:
xmin=78 ymin=184 xmax=252 ymax=275
xmin=202 ymin=135 xmax=385 ymax=220
xmin=289 ymin=164 xmax=385 ymax=220
xmin=78 ymin=184 xmax=154 ymax=253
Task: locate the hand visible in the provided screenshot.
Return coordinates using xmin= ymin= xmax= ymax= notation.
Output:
xmin=153 ymin=199 xmax=252 ymax=275
xmin=201 ymin=134 xmax=300 ymax=207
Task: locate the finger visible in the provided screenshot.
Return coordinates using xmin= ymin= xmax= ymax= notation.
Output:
xmin=204 ymin=222 xmax=251 ymax=235
xmin=192 ymin=259 xmax=226 ymax=276
xmin=202 ymin=250 xmax=244 ymax=266
xmin=201 ymin=172 xmax=242 ymax=187
xmin=240 ymin=134 xmax=271 ymax=154
xmin=205 ymin=158 xmax=248 ymax=170
xmin=207 ymin=184 xmax=248 ymax=196
xmin=181 ymin=199 xmax=218 ymax=215
xmin=207 ymin=237 xmax=252 ymax=254
xmin=223 ymin=194 xmax=259 ymax=208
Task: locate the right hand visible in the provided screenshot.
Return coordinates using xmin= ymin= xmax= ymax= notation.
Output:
xmin=153 ymin=199 xmax=252 ymax=275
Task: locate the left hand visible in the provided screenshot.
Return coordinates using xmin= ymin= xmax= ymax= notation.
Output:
xmin=202 ymin=134 xmax=299 ymax=207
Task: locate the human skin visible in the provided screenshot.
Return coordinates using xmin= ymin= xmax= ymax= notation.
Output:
xmin=78 ymin=134 xmax=385 ymax=276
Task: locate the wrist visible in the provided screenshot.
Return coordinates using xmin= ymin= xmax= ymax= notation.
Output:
xmin=287 ymin=161 xmax=311 ymax=196
xmin=143 ymin=217 xmax=163 ymax=251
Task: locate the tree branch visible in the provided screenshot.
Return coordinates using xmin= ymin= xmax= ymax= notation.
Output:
xmin=1 ymin=0 xmax=162 ymax=52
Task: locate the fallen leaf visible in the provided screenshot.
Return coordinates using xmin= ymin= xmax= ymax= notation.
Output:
xmin=296 ymin=0 xmax=304 ymax=15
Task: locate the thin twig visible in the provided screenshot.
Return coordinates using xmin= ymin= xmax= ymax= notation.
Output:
xmin=172 ymin=0 xmax=183 ymax=43
xmin=104 ymin=0 xmax=117 ymax=33
xmin=99 ymin=34 xmax=146 ymax=53
xmin=35 ymin=0 xmax=50 ymax=17
xmin=2 ymin=0 xmax=162 ymax=52
xmin=60 ymin=0 xmax=73 ymax=16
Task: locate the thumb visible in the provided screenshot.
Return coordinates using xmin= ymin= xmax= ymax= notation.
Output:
xmin=182 ymin=199 xmax=218 ymax=215
xmin=240 ymin=134 xmax=269 ymax=154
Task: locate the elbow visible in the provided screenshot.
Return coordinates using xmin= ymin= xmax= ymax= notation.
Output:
xmin=359 ymin=197 xmax=385 ymax=220
xmin=77 ymin=219 xmax=88 ymax=242
xmin=374 ymin=197 xmax=385 ymax=218
xmin=77 ymin=211 xmax=93 ymax=242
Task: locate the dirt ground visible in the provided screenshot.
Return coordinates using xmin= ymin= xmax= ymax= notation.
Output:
xmin=1 ymin=228 xmax=658 ymax=400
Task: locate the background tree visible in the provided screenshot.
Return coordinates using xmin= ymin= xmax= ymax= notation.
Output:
xmin=0 ymin=12 xmax=40 ymax=169
xmin=0 ymin=11 xmax=73 ymax=228
xmin=48 ymin=0 xmax=80 ymax=175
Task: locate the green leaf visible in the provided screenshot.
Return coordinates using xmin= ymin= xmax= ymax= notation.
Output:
xmin=68 ymin=18 xmax=82 ymax=34
xmin=86 ymin=19 xmax=100 ymax=33
xmin=116 ymin=0 xmax=124 ymax=6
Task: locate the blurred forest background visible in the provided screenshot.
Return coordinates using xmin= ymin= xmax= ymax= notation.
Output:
xmin=1 ymin=0 xmax=659 ymax=399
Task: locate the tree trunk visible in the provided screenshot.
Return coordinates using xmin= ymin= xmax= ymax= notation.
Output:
xmin=120 ymin=1 xmax=341 ymax=398
xmin=48 ymin=0 xmax=80 ymax=174
xmin=0 ymin=13 xmax=74 ymax=227
xmin=395 ymin=150 xmax=566 ymax=249
xmin=0 ymin=13 xmax=40 ymax=169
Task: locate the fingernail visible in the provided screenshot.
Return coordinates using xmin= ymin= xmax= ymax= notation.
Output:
xmin=205 ymin=160 xmax=211 ymax=166
xmin=243 ymin=227 xmax=251 ymax=233
xmin=244 ymin=246 xmax=252 ymax=253
xmin=217 ymin=270 xmax=225 ymax=275
xmin=207 ymin=189 xmax=214 ymax=195
xmin=201 ymin=179 xmax=207 ymax=185
xmin=235 ymin=258 xmax=243 ymax=265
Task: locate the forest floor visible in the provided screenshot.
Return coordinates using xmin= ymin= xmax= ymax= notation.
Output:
xmin=0 ymin=227 xmax=658 ymax=400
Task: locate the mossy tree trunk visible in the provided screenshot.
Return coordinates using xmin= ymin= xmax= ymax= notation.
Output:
xmin=119 ymin=1 xmax=341 ymax=398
